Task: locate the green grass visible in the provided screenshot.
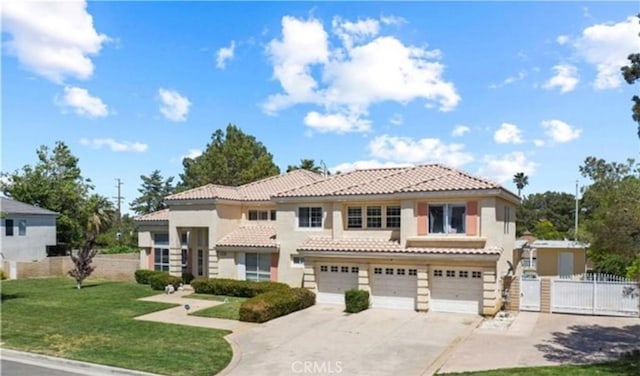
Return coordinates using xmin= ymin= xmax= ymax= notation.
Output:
xmin=0 ymin=278 xmax=232 ymax=376
xmin=440 ymin=352 xmax=640 ymax=376
xmin=188 ymin=294 xmax=248 ymax=321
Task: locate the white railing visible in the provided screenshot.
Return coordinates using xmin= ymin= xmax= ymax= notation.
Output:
xmin=521 ymin=259 xmax=537 ymax=270
xmin=552 ymin=273 xmax=639 ymax=317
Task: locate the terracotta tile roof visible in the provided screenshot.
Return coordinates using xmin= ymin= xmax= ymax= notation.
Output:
xmin=216 ymin=225 xmax=277 ymax=248
xmin=277 ymin=164 xmax=506 ymax=198
xmin=166 ymin=169 xmax=323 ymax=202
xmin=298 ymin=237 xmax=502 ymax=255
xmin=135 ymin=209 xmax=169 ymax=222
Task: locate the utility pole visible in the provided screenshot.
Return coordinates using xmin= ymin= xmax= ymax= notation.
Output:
xmin=574 ymin=179 xmax=579 ymax=242
xmin=114 ymin=178 xmax=123 ymax=228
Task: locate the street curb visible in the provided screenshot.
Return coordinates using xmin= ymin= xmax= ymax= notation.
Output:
xmin=421 ymin=315 xmax=484 ymax=376
xmin=216 ymin=333 xmax=243 ymax=376
xmin=1 ymin=348 xmax=161 ymax=376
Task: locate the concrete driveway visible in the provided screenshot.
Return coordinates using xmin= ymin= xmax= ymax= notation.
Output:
xmin=438 ymin=312 xmax=640 ymax=374
xmin=223 ymin=305 xmax=480 ymax=376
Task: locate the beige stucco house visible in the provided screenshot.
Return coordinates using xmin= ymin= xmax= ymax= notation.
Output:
xmin=516 ymin=239 xmax=588 ymax=277
xmin=136 ymin=164 xmax=520 ymax=315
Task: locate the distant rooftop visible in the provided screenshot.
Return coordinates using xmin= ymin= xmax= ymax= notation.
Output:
xmin=0 ymin=197 xmax=58 ymax=216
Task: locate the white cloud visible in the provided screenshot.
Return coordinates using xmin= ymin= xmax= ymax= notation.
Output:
xmin=330 ymin=160 xmax=410 ymax=173
xmin=572 ymin=16 xmax=640 ymax=89
xmin=389 ymin=113 xmax=403 ymax=126
xmin=2 ymin=0 xmax=109 ymax=83
xmin=556 ymin=35 xmax=569 ymax=45
xmin=494 ymin=123 xmax=524 ymax=144
xmin=56 ymin=86 xmax=108 ymax=118
xmin=533 ymin=139 xmax=546 ymax=147
xmin=542 ymin=64 xmax=579 ymax=93
xmin=451 ymin=124 xmax=470 ymax=137
xmin=263 ymin=15 xmax=459 ymax=133
xmin=380 ymin=15 xmax=407 ymax=26
xmin=541 ymin=119 xmax=582 ymax=143
xmin=477 ymin=152 xmax=537 ymax=183
xmin=80 ymin=138 xmax=148 ymax=152
xmin=303 ymin=111 xmax=371 ymax=133
xmin=369 ymin=134 xmax=474 ymax=167
xmin=216 ymin=40 xmax=235 ymax=69
xmin=158 ymin=88 xmax=191 ymax=122
xmin=182 ymin=149 xmax=202 ymax=160
xmin=488 ymin=70 xmax=527 ymax=89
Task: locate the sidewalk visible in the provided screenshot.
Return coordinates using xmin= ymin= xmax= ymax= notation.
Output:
xmin=135 ymin=289 xmax=256 ymax=332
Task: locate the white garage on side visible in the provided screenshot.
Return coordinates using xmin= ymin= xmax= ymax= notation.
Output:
xmin=429 ymin=267 xmax=484 ymax=314
xmin=316 ymin=264 xmax=359 ymax=304
xmin=370 ymin=266 xmax=417 ymax=310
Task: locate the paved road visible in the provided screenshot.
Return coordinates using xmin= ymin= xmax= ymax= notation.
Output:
xmin=2 ymin=359 xmax=86 ymax=376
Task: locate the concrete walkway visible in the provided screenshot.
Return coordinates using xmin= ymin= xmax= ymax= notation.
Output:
xmin=135 ymin=289 xmax=256 ymax=332
xmin=438 ymin=312 xmax=640 ymax=374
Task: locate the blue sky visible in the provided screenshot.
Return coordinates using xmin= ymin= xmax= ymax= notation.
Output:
xmin=2 ymin=1 xmax=639 ymax=214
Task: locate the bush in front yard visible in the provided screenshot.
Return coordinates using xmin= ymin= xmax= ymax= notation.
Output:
xmin=239 ymin=288 xmax=315 ymax=323
xmin=134 ymin=269 xmax=162 ymax=285
xmin=190 ymin=278 xmax=289 ymax=297
xmin=182 ymin=272 xmax=195 ymax=284
xmin=149 ymin=273 xmax=183 ymax=291
xmin=345 ymin=289 xmax=369 ymax=313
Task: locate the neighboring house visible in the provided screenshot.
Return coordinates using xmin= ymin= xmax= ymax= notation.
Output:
xmin=136 ymin=165 xmax=519 ymax=315
xmin=1 ymin=197 xmax=58 ymax=261
xmin=516 ymin=239 xmax=588 ymax=277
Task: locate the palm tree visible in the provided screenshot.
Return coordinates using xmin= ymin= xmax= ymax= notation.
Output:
xmin=513 ymin=172 xmax=529 ymax=197
xmin=286 ymin=159 xmax=323 ymax=174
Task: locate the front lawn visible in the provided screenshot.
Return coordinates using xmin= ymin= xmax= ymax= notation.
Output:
xmin=1 ymin=278 xmax=232 ymax=376
xmin=187 ymin=294 xmax=247 ymax=321
xmin=441 ymin=352 xmax=640 ymax=376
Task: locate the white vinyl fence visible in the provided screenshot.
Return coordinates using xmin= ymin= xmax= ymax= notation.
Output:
xmin=552 ymin=274 xmax=639 ymax=317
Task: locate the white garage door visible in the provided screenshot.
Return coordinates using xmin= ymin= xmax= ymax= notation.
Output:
xmin=371 ymin=266 xmax=417 ymax=310
xmin=430 ymin=267 xmax=483 ymax=314
xmin=316 ymin=265 xmax=359 ymax=305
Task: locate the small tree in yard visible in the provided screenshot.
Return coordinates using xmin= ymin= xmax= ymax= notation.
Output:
xmin=68 ymin=194 xmax=115 ymax=289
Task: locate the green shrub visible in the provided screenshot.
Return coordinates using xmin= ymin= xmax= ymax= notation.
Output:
xmin=182 ymin=272 xmax=195 ymax=284
xmin=239 ymin=288 xmax=315 ymax=323
xmin=134 ymin=269 xmax=162 ymax=285
xmin=190 ymin=278 xmax=288 ymax=297
xmin=0 ymin=269 xmax=6 ymax=280
xmin=149 ymin=273 xmax=183 ymax=291
xmin=345 ymin=289 xmax=369 ymax=313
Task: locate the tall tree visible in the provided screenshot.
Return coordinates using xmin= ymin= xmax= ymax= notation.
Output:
xmin=178 ymin=124 xmax=280 ymax=189
xmin=1 ymin=141 xmax=92 ymax=249
xmin=69 ymin=194 xmax=115 ymax=289
xmin=512 ymin=172 xmax=529 ymax=197
xmin=621 ymin=13 xmax=640 ymax=138
xmin=286 ymin=159 xmax=323 ymax=174
xmin=130 ymin=170 xmax=175 ymax=215
xmin=579 ymin=157 xmax=640 ymax=277
xmin=516 ymin=191 xmax=576 ymax=237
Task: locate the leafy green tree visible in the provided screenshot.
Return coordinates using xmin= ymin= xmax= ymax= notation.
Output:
xmin=96 ymin=214 xmax=138 ymax=251
xmin=178 ymin=124 xmax=280 ymax=189
xmin=532 ymin=219 xmax=564 ymax=240
xmin=512 ymin=172 xmax=529 ymax=197
xmin=69 ymin=194 xmax=115 ymax=289
xmin=130 ymin=170 xmax=175 ymax=215
xmin=286 ymin=159 xmax=323 ymax=174
xmin=621 ymin=13 xmax=640 ymax=138
xmin=1 ymin=141 xmax=92 ymax=249
xmin=516 ymin=191 xmax=576 ymax=237
xmin=580 ymin=157 xmax=640 ymax=277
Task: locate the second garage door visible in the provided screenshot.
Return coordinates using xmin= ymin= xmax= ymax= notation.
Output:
xmin=430 ymin=267 xmax=483 ymax=314
xmin=316 ymin=264 xmax=359 ymax=305
xmin=370 ymin=266 xmax=417 ymax=310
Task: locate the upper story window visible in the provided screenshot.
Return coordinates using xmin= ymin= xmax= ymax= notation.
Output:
xmin=270 ymin=210 xmax=277 ymax=221
xmin=154 ymin=233 xmax=169 ymax=246
xmin=367 ymin=206 xmax=382 ymax=228
xmin=18 ymin=220 xmax=27 ymax=236
xmin=5 ymin=219 xmax=14 ymax=236
xmin=181 ymin=232 xmax=188 ymax=247
xmin=386 ymin=206 xmax=401 ymax=228
xmin=298 ymin=207 xmax=322 ymax=228
xmin=429 ymin=203 xmax=466 ymax=234
xmin=248 ymin=210 xmax=269 ymax=221
xmin=347 ymin=207 xmax=362 ymax=228
xmin=503 ymin=206 xmax=511 ymax=234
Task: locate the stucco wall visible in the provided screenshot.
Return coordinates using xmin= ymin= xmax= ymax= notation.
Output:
xmin=1 ymin=214 xmax=56 ymax=261
xmin=10 ymin=253 xmax=139 ymax=281
xmin=536 ymin=248 xmax=586 ymax=276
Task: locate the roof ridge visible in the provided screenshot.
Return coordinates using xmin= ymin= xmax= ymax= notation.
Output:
xmin=437 ymin=164 xmax=501 ymax=188
xmin=332 ymin=166 xmax=412 ymax=194
xmin=399 ymin=166 xmax=455 ymax=192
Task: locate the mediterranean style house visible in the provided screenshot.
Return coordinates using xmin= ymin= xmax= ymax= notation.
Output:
xmin=1 ymin=197 xmax=58 ymax=262
xmin=136 ymin=164 xmax=519 ymax=315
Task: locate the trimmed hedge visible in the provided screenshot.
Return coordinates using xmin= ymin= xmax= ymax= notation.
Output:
xmin=345 ymin=289 xmax=369 ymax=313
xmin=239 ymin=288 xmax=316 ymax=323
xmin=191 ymin=278 xmax=289 ymax=298
xmin=134 ymin=269 xmax=163 ymax=285
xmin=149 ymin=273 xmax=183 ymax=291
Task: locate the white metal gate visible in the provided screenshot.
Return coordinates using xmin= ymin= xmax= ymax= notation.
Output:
xmin=519 ymin=277 xmax=541 ymax=311
xmin=552 ymin=274 xmax=640 ymax=317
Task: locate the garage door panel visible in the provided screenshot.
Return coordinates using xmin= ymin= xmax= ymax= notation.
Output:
xmin=430 ymin=267 xmax=483 ymax=315
xmin=371 ymin=266 xmax=417 ymax=310
xmin=316 ymin=264 xmax=358 ymax=305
